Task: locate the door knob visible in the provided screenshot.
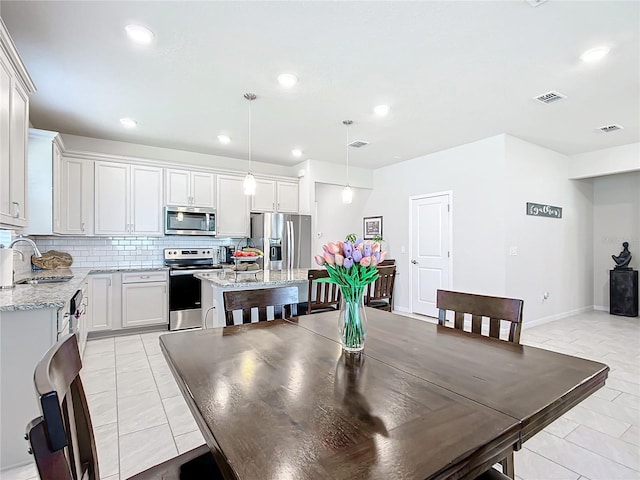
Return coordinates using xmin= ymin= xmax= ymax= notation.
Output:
xmin=411 ymin=259 xmax=418 ymax=264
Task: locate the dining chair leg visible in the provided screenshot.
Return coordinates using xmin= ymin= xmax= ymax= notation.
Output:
xmin=500 ymin=452 xmax=515 ymax=479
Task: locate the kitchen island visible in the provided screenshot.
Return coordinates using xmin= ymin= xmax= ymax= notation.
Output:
xmin=196 ymin=268 xmax=309 ymax=328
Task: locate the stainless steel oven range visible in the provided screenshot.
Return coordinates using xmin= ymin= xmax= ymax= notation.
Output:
xmin=164 ymin=248 xmax=222 ymax=330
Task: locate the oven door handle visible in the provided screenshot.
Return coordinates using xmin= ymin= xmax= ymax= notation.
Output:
xmin=170 ymin=269 xmax=222 ymax=276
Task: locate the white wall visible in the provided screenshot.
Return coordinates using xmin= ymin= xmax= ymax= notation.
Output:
xmin=505 ymin=136 xmax=594 ymax=325
xmin=593 ymin=171 xmax=640 ymax=309
xmin=61 ymin=133 xmax=297 ymax=177
xmin=569 ymin=143 xmax=640 ymax=179
xmin=314 ymin=183 xmax=371 ymax=258
xmin=296 ymin=158 xmax=375 ymax=216
xmin=365 ymin=135 xmax=508 ymax=313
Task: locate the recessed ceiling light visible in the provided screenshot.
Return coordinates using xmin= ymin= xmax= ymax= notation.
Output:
xmin=277 ymin=73 xmax=298 ymax=88
xmin=580 ymin=46 xmax=610 ymax=63
xmin=374 ymin=105 xmax=390 ymax=116
xmin=217 ymin=134 xmax=231 ymax=144
xmin=125 ymin=24 xmax=155 ymax=44
xmin=291 ymin=148 xmax=303 ymax=158
xmin=119 ymin=118 xmax=137 ymax=128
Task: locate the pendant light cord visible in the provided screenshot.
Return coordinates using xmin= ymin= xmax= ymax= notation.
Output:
xmin=244 ymin=93 xmax=256 ymax=172
xmin=343 ymin=119 xmax=353 ymax=185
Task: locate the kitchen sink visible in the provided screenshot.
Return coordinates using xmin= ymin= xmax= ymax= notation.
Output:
xmin=15 ymin=275 xmax=74 ymax=285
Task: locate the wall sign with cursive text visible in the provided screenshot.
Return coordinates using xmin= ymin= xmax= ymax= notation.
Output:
xmin=526 ymin=202 xmax=562 ymax=219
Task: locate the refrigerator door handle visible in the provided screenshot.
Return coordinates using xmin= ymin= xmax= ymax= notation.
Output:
xmin=288 ymin=221 xmax=294 ymax=270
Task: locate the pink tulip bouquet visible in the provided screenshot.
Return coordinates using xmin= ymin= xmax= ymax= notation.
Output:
xmin=314 ymin=234 xmax=387 ymax=351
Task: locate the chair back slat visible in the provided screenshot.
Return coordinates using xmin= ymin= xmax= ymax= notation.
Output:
xmin=306 ymin=269 xmax=341 ymax=314
xmin=471 ymin=314 xmax=482 ymax=334
xmin=27 ymin=333 xmax=99 ymax=480
xmin=224 ymin=286 xmax=299 ymax=326
xmin=489 ymin=318 xmax=501 ymax=338
xmin=365 ymin=265 xmax=396 ymax=311
xmin=454 ymin=311 xmax=464 ymax=330
xmin=437 ymin=289 xmax=524 ymax=343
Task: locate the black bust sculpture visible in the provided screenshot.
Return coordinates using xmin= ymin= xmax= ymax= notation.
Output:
xmin=612 ymin=242 xmax=632 ymax=270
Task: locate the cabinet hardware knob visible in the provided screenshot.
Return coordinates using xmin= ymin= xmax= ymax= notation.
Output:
xmin=24 ymin=434 xmax=29 ymax=440
xmin=27 ymin=448 xmax=33 ymax=455
xmin=12 ymin=201 xmax=20 ymax=218
xmin=81 ymin=222 xmax=85 ymax=232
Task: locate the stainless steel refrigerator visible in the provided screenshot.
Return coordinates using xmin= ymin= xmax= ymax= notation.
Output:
xmin=250 ymin=213 xmax=312 ymax=270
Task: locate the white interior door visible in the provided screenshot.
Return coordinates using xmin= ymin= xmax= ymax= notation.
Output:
xmin=410 ymin=193 xmax=451 ymax=317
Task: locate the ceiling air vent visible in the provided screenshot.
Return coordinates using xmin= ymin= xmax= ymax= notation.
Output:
xmin=534 ymin=91 xmax=567 ymax=104
xmin=349 ymin=140 xmax=369 ymax=148
xmin=598 ymin=124 xmax=624 ymax=133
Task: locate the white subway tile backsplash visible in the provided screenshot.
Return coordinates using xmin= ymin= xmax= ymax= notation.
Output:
xmin=29 ymin=235 xmax=240 ymax=269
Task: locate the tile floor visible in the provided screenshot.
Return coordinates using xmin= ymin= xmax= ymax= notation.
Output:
xmin=1 ymin=310 xmax=638 ymax=480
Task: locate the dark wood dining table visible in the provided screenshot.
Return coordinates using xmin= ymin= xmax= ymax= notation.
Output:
xmin=159 ymin=308 xmax=608 ymax=480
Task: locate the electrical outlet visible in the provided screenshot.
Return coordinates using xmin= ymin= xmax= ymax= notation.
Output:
xmin=509 ymin=246 xmax=518 ymax=256
xmin=400 ymin=245 xmax=406 ymax=254
xmin=542 ymin=292 xmax=550 ymax=302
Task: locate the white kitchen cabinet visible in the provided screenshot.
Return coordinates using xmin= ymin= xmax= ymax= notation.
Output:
xmin=94 ymin=161 xmax=163 ymax=236
xmin=23 ymin=129 xmax=62 ymax=234
xmin=217 ymin=174 xmax=249 ymax=237
xmin=251 ymin=179 xmax=299 ymax=213
xmin=121 ymin=271 xmax=168 ymax=328
xmin=252 ymin=178 xmax=277 ymax=212
xmin=88 ymin=274 xmax=113 ymax=332
xmin=131 ymin=165 xmax=163 ymax=235
xmin=0 ymin=22 xmax=35 ymax=228
xmin=275 ymin=181 xmax=299 ymax=213
xmin=24 ymin=130 xmax=94 ymax=235
xmin=59 ymin=156 xmax=94 ymax=235
xmin=165 ymin=168 xmax=216 ymax=208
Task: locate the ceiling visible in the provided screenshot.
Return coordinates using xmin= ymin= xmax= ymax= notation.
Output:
xmin=1 ymin=1 xmax=638 ymax=170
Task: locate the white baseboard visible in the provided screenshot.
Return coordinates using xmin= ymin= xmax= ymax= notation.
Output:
xmin=593 ymin=305 xmax=608 ymax=312
xmin=523 ymin=305 xmax=594 ymax=329
xmin=393 ymin=306 xmax=411 ymax=313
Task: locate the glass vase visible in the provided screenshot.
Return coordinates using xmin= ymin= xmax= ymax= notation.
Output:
xmin=338 ymin=286 xmax=368 ymax=352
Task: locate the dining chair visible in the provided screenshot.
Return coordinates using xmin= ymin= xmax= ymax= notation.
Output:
xmin=436 ymin=289 xmax=524 ymax=343
xmin=299 ymin=269 xmax=341 ymax=315
xmin=365 ymin=265 xmax=397 ymax=311
xmin=25 ymin=333 xmax=223 ymax=480
xmin=223 ymin=286 xmax=299 ymax=326
xmin=436 ymin=288 xmax=524 ymax=478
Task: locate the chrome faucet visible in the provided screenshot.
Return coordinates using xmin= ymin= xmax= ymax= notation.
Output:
xmin=9 ymin=235 xmax=43 ymax=258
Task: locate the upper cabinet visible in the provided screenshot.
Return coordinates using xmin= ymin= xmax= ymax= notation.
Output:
xmin=165 ymin=168 xmax=216 ymax=208
xmin=25 ymin=130 xmax=95 ymax=236
xmin=0 ymin=20 xmax=36 ymax=228
xmin=94 ymin=161 xmax=163 ymax=236
xmin=59 ymin=155 xmax=94 ymax=235
xmin=251 ymin=179 xmax=299 ymax=213
xmin=217 ymin=174 xmax=249 ymax=237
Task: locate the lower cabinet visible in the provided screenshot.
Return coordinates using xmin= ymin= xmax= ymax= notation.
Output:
xmin=88 ymin=273 xmax=113 ymax=332
xmin=88 ymin=270 xmax=168 ymax=333
xmin=121 ymin=271 xmax=168 ymax=328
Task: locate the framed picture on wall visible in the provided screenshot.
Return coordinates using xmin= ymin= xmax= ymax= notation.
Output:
xmin=363 ymin=216 xmax=383 ymax=240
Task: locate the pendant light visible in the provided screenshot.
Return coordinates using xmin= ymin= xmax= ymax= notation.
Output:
xmin=342 ymin=120 xmax=353 ymax=204
xmin=243 ymin=93 xmax=257 ymax=196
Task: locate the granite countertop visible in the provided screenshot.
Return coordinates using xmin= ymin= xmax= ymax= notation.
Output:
xmin=196 ymin=268 xmax=309 ymax=288
xmin=0 ymin=267 xmax=93 ymax=312
xmin=0 ymin=266 xmax=169 ymax=312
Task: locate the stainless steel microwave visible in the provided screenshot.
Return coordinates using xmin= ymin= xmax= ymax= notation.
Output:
xmin=165 ymin=206 xmax=216 ymax=236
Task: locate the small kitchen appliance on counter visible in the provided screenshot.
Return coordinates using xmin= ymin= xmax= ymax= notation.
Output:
xmin=164 ymin=248 xmax=222 ymax=330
